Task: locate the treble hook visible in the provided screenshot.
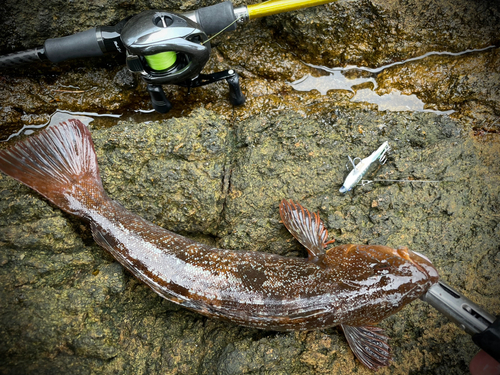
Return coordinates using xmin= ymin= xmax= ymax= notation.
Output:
xmin=379 ymin=144 xmax=391 ymax=165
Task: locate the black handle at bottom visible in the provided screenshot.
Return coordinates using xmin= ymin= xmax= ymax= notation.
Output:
xmin=473 ymin=316 xmax=500 ymax=363
xmin=147 ymin=84 xmax=172 ymax=114
xmin=176 ymin=69 xmax=246 ymax=108
xmin=226 ymin=71 xmax=245 ymax=106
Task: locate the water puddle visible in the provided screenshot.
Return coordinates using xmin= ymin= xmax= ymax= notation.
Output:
xmin=1 ymin=108 xmax=183 ymax=143
xmin=2 ymin=110 xmax=120 ymax=143
xmin=290 ymin=71 xmax=378 ymax=94
xmin=350 ymin=89 xmax=454 ymax=114
xmin=290 ymin=46 xmax=496 ymax=114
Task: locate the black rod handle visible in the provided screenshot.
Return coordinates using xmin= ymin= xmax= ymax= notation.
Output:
xmin=43 ymin=22 xmax=126 ymax=64
xmin=44 ymin=28 xmax=104 ymax=63
xmin=0 ymin=20 xmax=126 ymax=68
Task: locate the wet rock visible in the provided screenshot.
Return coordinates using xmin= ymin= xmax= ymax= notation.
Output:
xmin=92 ymin=109 xmax=229 ymax=235
xmin=374 ymin=47 xmax=500 ymax=124
xmin=0 ymin=0 xmax=498 ymax=134
xmin=113 ymin=67 xmax=137 ymax=90
xmin=266 ymin=0 xmax=500 ymax=67
xmin=0 ymin=0 xmax=499 ymax=373
xmin=1 ymin=107 xmax=499 ymax=374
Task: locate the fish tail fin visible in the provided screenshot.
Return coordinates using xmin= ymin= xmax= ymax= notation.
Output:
xmin=0 ymin=119 xmax=108 ymax=216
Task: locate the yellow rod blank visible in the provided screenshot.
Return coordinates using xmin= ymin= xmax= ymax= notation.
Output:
xmin=247 ymin=0 xmax=338 ymax=19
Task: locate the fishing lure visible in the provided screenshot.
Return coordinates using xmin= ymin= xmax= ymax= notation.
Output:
xmin=0 ymin=122 xmax=439 ymax=370
xmin=340 ymin=141 xmax=391 ymax=193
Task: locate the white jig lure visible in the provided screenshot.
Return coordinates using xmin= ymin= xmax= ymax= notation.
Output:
xmin=340 ymin=141 xmax=390 ymax=193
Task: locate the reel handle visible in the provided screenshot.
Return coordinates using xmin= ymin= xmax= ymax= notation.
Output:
xmin=147 ymin=69 xmax=245 ymax=113
xmin=146 ymin=84 xmax=172 ymax=114
xmin=226 ymin=71 xmax=245 ymax=106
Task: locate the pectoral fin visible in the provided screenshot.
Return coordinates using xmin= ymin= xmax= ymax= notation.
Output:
xmin=341 ymin=324 xmax=392 ymax=370
xmin=279 ymin=199 xmax=335 ymax=262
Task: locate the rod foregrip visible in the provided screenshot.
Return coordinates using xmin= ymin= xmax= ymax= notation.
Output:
xmin=190 ymin=1 xmax=239 ymax=35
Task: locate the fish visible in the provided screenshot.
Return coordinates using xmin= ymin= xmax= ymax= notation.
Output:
xmin=0 ymin=120 xmax=439 ymax=370
xmin=340 ymin=141 xmax=391 ymax=193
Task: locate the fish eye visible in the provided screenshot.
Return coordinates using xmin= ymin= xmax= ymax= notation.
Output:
xmin=373 ymin=263 xmax=392 ymax=274
xmin=397 ymin=247 xmax=411 ymax=261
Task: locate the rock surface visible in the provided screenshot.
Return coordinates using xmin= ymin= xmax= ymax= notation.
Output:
xmin=1 ymin=0 xmax=499 ymax=374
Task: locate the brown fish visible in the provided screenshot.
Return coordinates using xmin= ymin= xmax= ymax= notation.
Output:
xmin=0 ymin=119 xmax=439 ymax=370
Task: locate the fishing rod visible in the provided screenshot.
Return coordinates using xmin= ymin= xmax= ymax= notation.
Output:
xmin=0 ymin=0 xmax=337 ymax=113
xmin=422 ymin=281 xmax=500 ymax=365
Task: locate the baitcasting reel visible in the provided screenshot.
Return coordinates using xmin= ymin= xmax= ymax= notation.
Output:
xmin=122 ymin=11 xmax=212 ymax=86
xmin=119 ymin=4 xmax=246 ymax=113
xmin=0 ymin=0 xmax=336 ymax=113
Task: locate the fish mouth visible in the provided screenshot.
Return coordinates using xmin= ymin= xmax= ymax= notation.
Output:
xmin=411 ymin=250 xmax=431 ymax=263
xmin=406 ymin=249 xmax=439 ymax=283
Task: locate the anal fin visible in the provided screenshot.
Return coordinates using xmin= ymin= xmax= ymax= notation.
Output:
xmin=91 ymin=222 xmax=119 ymax=253
xmin=341 ymin=324 xmax=392 ymax=370
xmin=279 ymin=199 xmax=335 ymax=262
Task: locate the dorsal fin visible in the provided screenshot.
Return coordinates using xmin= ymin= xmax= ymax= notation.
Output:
xmin=341 ymin=324 xmax=392 ymax=370
xmin=279 ymin=199 xmax=335 ymax=262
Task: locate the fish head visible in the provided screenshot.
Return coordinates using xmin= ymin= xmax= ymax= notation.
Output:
xmin=399 ymin=247 xmax=440 ymax=286
xmin=324 ymin=244 xmax=439 ymax=315
xmin=364 ymin=245 xmax=438 ymax=291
